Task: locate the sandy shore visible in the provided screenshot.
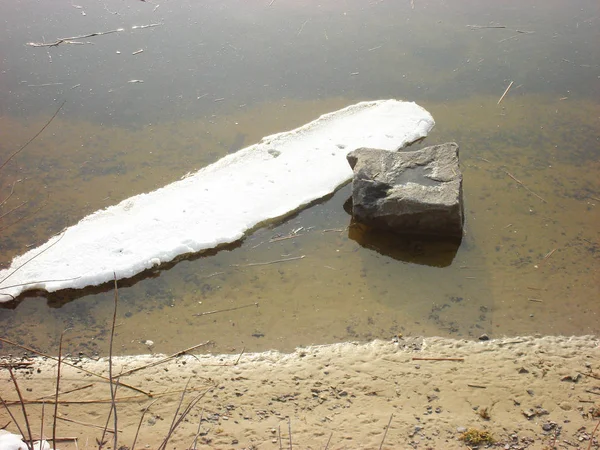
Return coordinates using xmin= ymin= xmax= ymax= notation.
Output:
xmin=1 ymin=335 xmax=599 ymax=449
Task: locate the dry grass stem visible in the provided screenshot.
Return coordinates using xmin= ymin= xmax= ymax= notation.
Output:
xmin=497 ymin=81 xmax=514 ymax=104
xmin=0 ymin=395 xmax=30 ymax=449
xmin=55 ymin=416 xmax=119 ymax=433
xmin=119 ymin=341 xmax=212 ymax=377
xmin=8 ymin=367 xmax=34 ymax=449
xmin=379 ymin=413 xmax=394 ymax=450
xmin=193 ymin=303 xmax=258 ymax=317
xmin=53 ymin=328 xmax=69 ymax=450
xmin=35 ymin=384 xmax=94 ymax=400
xmin=232 ymin=255 xmax=305 ymax=267
xmin=412 ymin=357 xmax=464 ymax=362
xmin=27 ymin=29 xmax=124 ymax=47
xmin=0 ymin=101 xmax=65 ymax=171
xmin=2 ymin=386 xmax=211 ymax=406
xmin=504 ymin=170 xmax=547 ymax=203
xmin=131 ymin=399 xmax=158 ymax=450
xmin=0 ymin=337 xmax=151 ymax=397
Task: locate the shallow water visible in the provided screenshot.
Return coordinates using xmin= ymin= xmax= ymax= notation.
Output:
xmin=0 ymin=0 xmax=598 ymax=356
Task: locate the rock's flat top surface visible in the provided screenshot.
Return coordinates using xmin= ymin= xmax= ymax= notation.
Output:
xmin=348 ymin=142 xmax=463 ymax=236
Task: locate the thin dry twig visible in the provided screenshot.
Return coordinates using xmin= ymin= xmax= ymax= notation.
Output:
xmin=497 ymin=81 xmax=514 ymax=105
xmin=297 ymin=20 xmax=309 ymax=37
xmin=0 ymin=181 xmax=18 ymax=208
xmin=288 ymin=417 xmax=293 ymax=450
xmin=278 ymin=425 xmax=282 ymax=450
xmin=0 ymin=197 xmax=50 ymax=234
xmin=119 ymin=341 xmax=212 ymax=376
xmin=0 ymin=201 xmax=27 ymax=221
xmin=55 ymin=416 xmax=119 ymax=433
xmin=588 ymin=419 xmax=600 ymax=450
xmin=99 ymin=274 xmax=120 ymax=450
xmin=234 ymin=347 xmax=245 ymax=365
xmin=542 ymin=248 xmax=557 ymax=261
xmin=232 ymin=255 xmax=305 ymax=267
xmin=158 ymin=383 xmax=213 ymax=450
xmin=379 ymin=413 xmax=394 ymax=450
xmin=131 ymin=399 xmax=158 ymax=450
xmin=412 ymin=357 xmax=464 ymax=362
xmin=467 ymin=24 xmax=507 ymax=29
xmin=0 ymin=337 xmax=151 ymax=397
xmin=504 ymin=170 xmax=547 ymax=203
xmin=0 ymin=231 xmax=67 ymax=297
xmin=39 ymin=402 xmax=44 ymax=450
xmin=0 ymin=395 xmax=30 ymax=449
xmin=190 ymin=408 xmax=204 ymax=450
xmin=27 ymin=29 xmax=124 ymax=47
xmin=193 ymin=302 xmax=258 ymax=317
xmin=110 ymin=276 xmax=119 ymax=450
xmin=8 ymin=367 xmax=34 ymax=450
xmin=36 ymin=383 xmax=94 ymax=400
xmin=53 ymin=328 xmax=69 ymax=450
xmin=0 ymin=101 xmax=65 ymax=171
xmin=0 ymin=361 xmax=34 ymax=368
xmin=3 ymin=387 xmax=209 ymax=405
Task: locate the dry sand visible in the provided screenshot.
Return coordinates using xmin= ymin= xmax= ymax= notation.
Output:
xmin=1 ymin=336 xmax=599 ymax=449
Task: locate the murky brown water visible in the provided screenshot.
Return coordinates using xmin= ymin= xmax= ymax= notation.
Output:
xmin=0 ymin=0 xmax=598 ymax=357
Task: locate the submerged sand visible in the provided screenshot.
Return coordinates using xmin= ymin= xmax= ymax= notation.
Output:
xmin=1 ymin=336 xmax=599 ymax=449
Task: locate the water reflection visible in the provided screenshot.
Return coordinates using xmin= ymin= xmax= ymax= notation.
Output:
xmin=348 ymin=223 xmax=461 ymax=267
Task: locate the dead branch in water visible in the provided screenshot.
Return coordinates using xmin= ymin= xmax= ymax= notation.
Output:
xmin=232 ymin=255 xmax=305 ymax=267
xmin=0 ymin=101 xmax=65 ymax=171
xmin=504 ymin=170 xmax=547 ymax=203
xmin=27 ymin=23 xmax=162 ymax=48
xmin=27 ymin=29 xmax=124 ymax=47
xmin=193 ymin=302 xmax=258 ymax=317
xmin=0 ymin=232 xmax=67 ymax=300
xmin=497 ymin=81 xmax=514 ymax=104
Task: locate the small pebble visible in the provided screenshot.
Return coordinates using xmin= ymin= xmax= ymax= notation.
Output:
xmin=542 ymin=422 xmax=555 ymax=431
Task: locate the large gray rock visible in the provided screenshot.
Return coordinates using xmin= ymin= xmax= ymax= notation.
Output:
xmin=346 ymin=142 xmax=463 ymax=237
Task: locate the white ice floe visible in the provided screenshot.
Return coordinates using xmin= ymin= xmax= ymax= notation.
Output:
xmin=0 ymin=100 xmax=434 ymax=300
xmin=0 ymin=432 xmax=57 ymax=450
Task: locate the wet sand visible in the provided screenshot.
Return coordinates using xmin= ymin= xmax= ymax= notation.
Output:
xmin=1 ymin=335 xmax=599 ymax=449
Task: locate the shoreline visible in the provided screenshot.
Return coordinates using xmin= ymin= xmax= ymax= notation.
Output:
xmin=1 ymin=335 xmax=599 ymax=449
